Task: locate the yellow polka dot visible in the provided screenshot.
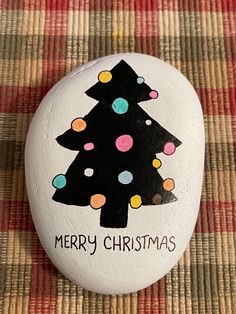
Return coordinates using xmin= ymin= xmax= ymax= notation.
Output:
xmin=152 ymin=158 xmax=162 ymax=169
xmin=130 ymin=195 xmax=142 ymax=209
xmin=163 ymin=178 xmax=175 ymax=191
xmin=90 ymin=194 xmax=106 ymax=209
xmin=98 ymin=71 xmax=112 ymax=83
xmin=71 ymin=118 xmax=87 ymax=132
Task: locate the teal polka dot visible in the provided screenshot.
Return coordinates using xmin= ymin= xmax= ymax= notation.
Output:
xmin=52 ymin=174 xmax=67 ymax=189
xmin=118 ymin=171 xmax=133 ymax=185
xmin=112 ymin=97 xmax=129 ymax=114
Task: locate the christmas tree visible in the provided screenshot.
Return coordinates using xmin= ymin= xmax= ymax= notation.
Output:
xmin=52 ymin=60 xmax=182 ymax=228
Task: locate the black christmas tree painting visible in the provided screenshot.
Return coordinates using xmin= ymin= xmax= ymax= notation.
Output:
xmin=52 ymin=60 xmax=182 ymax=228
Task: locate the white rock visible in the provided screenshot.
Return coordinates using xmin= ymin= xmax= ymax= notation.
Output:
xmin=25 ymin=53 xmax=205 ymax=294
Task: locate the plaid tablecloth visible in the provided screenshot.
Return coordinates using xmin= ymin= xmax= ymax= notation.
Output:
xmin=0 ymin=1 xmax=235 ymax=313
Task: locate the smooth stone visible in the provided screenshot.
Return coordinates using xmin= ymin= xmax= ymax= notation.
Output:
xmin=25 ymin=53 xmax=204 ymax=295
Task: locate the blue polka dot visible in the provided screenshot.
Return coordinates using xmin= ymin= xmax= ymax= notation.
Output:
xmin=137 ymin=77 xmax=145 ymax=84
xmin=112 ymin=98 xmax=129 ymax=114
xmin=52 ymin=174 xmax=67 ymax=189
xmin=118 ymin=171 xmax=133 ymax=185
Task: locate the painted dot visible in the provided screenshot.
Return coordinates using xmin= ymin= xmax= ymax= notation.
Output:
xmin=112 ymin=97 xmax=129 ymax=114
xmin=145 ymin=119 xmax=152 ymax=125
xmin=130 ymin=195 xmax=142 ymax=209
xmin=84 ymin=168 xmax=94 ymax=177
xmin=84 ymin=142 xmax=94 ymax=151
xmin=71 ymin=118 xmax=86 ymax=132
xmin=152 ymin=194 xmax=162 ymax=205
xmin=149 ymin=90 xmax=158 ymax=99
xmin=118 ymin=171 xmax=133 ymax=185
xmin=52 ymin=174 xmax=66 ymax=189
xmin=115 ymin=134 xmax=133 ymax=152
xmin=163 ymin=178 xmax=175 ymax=191
xmin=98 ymin=71 xmax=112 ymax=83
xmin=163 ymin=142 xmax=176 ymax=155
xmin=90 ymin=194 xmax=106 ymax=209
xmin=152 ymin=158 xmax=162 ymax=169
xmin=137 ymin=76 xmax=145 ymax=84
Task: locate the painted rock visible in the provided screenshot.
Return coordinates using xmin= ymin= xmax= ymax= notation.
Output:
xmin=25 ymin=53 xmax=205 ymax=294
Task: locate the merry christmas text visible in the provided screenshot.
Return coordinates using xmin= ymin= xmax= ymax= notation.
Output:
xmin=54 ymin=234 xmax=176 ymax=255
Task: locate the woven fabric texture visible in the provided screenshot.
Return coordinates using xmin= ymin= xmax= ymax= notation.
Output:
xmin=0 ymin=0 xmax=235 ymax=313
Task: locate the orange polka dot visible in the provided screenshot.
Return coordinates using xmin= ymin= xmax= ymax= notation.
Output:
xmin=163 ymin=178 xmax=175 ymax=191
xmin=71 ymin=118 xmax=87 ymax=132
xmin=90 ymin=194 xmax=106 ymax=209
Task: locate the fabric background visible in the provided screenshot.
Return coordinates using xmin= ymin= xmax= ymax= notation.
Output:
xmin=0 ymin=0 xmax=235 ymax=313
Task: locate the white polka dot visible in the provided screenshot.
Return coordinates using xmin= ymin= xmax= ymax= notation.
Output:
xmin=84 ymin=168 xmax=94 ymax=177
xmin=145 ymin=119 xmax=152 ymax=125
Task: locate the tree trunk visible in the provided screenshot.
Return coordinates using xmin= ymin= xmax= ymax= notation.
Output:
xmin=100 ymin=200 xmax=128 ymax=228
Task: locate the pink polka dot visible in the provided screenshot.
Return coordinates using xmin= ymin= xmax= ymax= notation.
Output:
xmin=84 ymin=142 xmax=94 ymax=151
xmin=115 ymin=135 xmax=133 ymax=152
xmin=149 ymin=90 xmax=158 ymax=99
xmin=163 ymin=142 xmax=176 ymax=155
